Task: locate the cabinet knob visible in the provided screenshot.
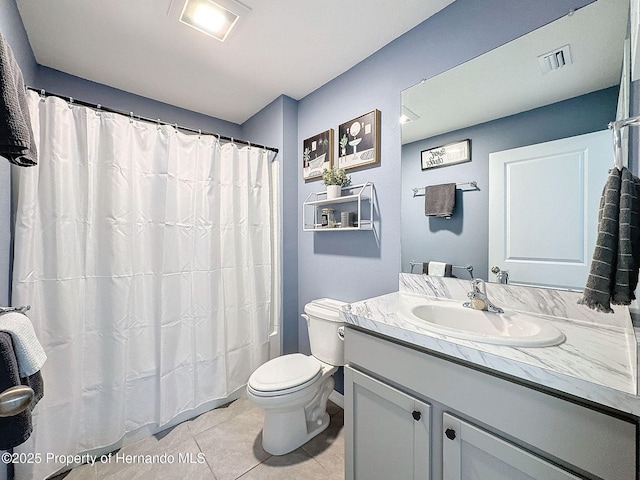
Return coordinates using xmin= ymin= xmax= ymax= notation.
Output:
xmin=411 ymin=410 xmax=421 ymax=421
xmin=445 ymin=428 xmax=456 ymax=440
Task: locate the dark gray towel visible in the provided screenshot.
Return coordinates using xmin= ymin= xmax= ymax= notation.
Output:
xmin=579 ymin=167 xmax=640 ymax=312
xmin=0 ymin=32 xmax=37 ymax=166
xmin=0 ymin=332 xmax=44 ymax=450
xmin=424 ymin=183 xmax=456 ymax=217
xmin=613 ymin=168 xmax=640 ymax=304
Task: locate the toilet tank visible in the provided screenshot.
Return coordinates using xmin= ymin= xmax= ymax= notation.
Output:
xmin=304 ymin=298 xmax=347 ymax=366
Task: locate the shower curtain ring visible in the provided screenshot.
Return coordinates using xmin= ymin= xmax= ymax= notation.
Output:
xmin=68 ymin=97 xmax=74 ymax=108
xmin=157 ymin=119 xmax=161 ymax=130
xmin=129 ymin=112 xmax=134 ymax=123
xmin=39 ymin=89 xmax=45 ymax=101
xmin=198 ymin=129 xmax=202 ymax=138
xmin=96 ymin=104 xmax=101 ymax=116
xmin=248 ymin=141 xmax=251 ymax=150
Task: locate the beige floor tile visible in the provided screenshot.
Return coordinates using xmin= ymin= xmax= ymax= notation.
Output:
xmin=236 ymin=450 xmax=335 ymax=480
xmin=51 ymin=463 xmax=97 ymax=480
xmin=187 ymin=395 xmax=256 ymax=437
xmin=95 ymin=418 xmax=194 ymax=478
xmin=195 ymin=404 xmax=269 ymax=480
xmin=60 ymin=393 xmax=345 ymax=480
xmin=96 ymin=436 xmax=213 ymax=480
xmin=301 ymin=407 xmax=345 ymax=479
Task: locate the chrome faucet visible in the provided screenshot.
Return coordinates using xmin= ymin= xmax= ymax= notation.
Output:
xmin=463 ymin=278 xmax=504 ymax=313
xmin=491 ymin=266 xmax=509 ymax=284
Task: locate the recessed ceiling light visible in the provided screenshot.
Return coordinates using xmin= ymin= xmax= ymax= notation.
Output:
xmin=400 ymin=106 xmax=420 ymax=124
xmin=180 ymin=0 xmax=249 ymax=42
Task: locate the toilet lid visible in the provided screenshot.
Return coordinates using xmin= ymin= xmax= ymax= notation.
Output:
xmin=249 ymin=353 xmax=322 ymax=394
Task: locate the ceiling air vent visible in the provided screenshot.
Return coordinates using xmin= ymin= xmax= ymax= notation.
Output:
xmin=537 ymin=45 xmax=572 ymax=74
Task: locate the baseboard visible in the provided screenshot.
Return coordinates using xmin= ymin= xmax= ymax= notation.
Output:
xmin=329 ymin=390 xmax=344 ymax=408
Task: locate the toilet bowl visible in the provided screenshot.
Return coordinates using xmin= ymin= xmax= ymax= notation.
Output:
xmin=246 ymin=298 xmax=346 ymax=455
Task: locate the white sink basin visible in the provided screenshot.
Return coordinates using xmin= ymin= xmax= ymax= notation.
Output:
xmin=399 ymin=297 xmax=565 ymax=347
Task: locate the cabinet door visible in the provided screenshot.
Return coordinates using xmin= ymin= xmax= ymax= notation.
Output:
xmin=345 ymin=366 xmax=431 ymax=480
xmin=442 ymin=414 xmax=582 ymax=480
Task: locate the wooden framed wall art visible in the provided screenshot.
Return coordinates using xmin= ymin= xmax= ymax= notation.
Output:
xmin=337 ymin=109 xmax=380 ymax=170
xmin=302 ymin=129 xmax=334 ymax=181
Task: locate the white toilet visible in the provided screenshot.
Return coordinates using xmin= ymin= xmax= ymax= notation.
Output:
xmin=246 ymin=298 xmax=346 ymax=455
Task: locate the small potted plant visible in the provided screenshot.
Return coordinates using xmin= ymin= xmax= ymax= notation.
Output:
xmin=322 ymin=167 xmax=351 ymax=199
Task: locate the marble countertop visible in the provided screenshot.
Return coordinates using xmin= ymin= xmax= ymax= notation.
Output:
xmin=342 ymin=274 xmax=640 ymax=417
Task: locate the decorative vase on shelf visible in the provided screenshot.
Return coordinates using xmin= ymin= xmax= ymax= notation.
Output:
xmin=326 ymin=185 xmax=342 ymax=199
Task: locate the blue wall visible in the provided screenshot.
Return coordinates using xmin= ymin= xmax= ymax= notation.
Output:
xmin=36 ymin=66 xmax=242 ymax=139
xmin=295 ymin=0 xmax=593 ymax=354
xmin=1 ymin=0 xmax=303 ymax=352
xmin=242 ymin=95 xmax=300 ymax=354
xmin=0 ymin=0 xmax=37 ymax=306
xmin=401 ymin=87 xmax=618 ymax=280
xmin=1 ymin=0 xmax=616 ymax=361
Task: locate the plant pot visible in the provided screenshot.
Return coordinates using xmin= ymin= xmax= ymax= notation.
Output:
xmin=326 ymin=185 xmax=342 ymax=199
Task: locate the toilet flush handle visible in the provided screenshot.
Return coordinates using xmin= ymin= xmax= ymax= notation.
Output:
xmin=337 ymin=326 xmax=345 ymax=340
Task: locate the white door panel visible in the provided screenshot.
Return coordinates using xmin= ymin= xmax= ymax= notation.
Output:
xmin=488 ymin=130 xmax=613 ymax=290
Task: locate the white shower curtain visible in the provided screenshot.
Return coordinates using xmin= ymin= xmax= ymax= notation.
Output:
xmin=10 ymin=91 xmax=279 ymax=479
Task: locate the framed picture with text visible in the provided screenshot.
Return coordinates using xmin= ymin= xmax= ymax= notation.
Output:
xmin=421 ymin=139 xmax=471 ymax=170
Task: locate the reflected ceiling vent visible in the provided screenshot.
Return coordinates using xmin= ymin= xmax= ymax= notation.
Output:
xmin=537 ymin=45 xmax=572 ymax=74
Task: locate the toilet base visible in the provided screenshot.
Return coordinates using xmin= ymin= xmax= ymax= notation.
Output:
xmin=260 ymin=376 xmax=335 ymax=455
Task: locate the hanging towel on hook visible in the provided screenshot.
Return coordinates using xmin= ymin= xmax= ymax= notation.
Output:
xmin=0 ymin=311 xmax=46 ymax=376
xmin=424 ymin=183 xmax=456 ymax=218
xmin=0 ymin=332 xmax=44 ymax=450
xmin=579 ymin=167 xmax=640 ymax=312
xmin=0 ymin=32 xmax=37 ymax=166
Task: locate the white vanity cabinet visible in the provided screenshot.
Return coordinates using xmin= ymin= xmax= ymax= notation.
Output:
xmin=344 ymin=327 xmax=638 ymax=480
xmin=442 ymin=413 xmax=581 ymax=480
xmin=344 ymin=366 xmax=431 ymax=480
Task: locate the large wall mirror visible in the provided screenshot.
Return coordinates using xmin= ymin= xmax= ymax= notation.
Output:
xmin=400 ymin=0 xmax=630 ymax=290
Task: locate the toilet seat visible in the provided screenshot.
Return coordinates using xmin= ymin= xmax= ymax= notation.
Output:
xmin=248 ymin=353 xmax=322 ymax=397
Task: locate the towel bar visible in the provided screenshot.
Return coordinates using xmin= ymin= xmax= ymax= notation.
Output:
xmin=0 ymin=305 xmax=30 ymax=314
xmin=0 ymin=386 xmax=34 ymax=417
xmin=412 ymin=181 xmax=478 ymax=197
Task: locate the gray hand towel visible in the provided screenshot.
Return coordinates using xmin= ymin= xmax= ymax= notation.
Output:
xmin=579 ymin=167 xmax=640 ymax=312
xmin=425 ymin=183 xmax=456 ymax=217
xmin=0 ymin=32 xmax=37 ymax=166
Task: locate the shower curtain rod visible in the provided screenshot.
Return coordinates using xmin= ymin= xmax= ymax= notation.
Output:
xmin=26 ymin=87 xmax=280 ymax=155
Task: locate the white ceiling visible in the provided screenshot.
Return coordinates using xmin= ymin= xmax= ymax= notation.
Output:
xmin=16 ymin=0 xmax=455 ymax=125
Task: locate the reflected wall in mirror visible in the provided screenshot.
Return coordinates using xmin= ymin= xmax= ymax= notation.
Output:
xmin=400 ymin=0 xmax=629 ymax=290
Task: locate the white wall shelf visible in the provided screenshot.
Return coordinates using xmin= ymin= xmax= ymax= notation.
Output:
xmin=303 ymin=182 xmax=374 ymax=232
